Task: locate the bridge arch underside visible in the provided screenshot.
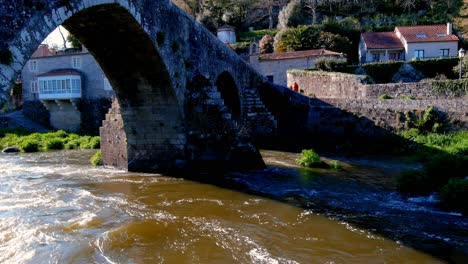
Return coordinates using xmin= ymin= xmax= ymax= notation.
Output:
xmin=63 ymin=4 xmax=185 ymax=172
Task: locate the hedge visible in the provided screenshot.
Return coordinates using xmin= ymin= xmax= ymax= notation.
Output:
xmin=409 ymin=58 xmax=459 ymax=79
xmin=362 ymin=61 xmax=404 ymax=83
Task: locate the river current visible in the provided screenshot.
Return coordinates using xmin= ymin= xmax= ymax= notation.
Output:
xmin=0 ymin=150 xmax=466 ymax=263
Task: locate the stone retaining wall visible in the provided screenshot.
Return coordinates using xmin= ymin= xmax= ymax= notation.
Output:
xmin=287 ymin=70 xmax=467 ymax=100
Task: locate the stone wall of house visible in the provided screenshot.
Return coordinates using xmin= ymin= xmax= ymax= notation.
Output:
xmin=287 ymin=70 xmax=467 ymax=100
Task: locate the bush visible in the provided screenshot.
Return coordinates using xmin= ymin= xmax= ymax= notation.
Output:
xmin=439 ymin=178 xmax=468 ymax=215
xmin=90 ymin=150 xmax=103 ymax=166
xmin=397 ymin=170 xmax=432 ymax=195
xmin=378 ymin=94 xmax=392 ymax=99
xmin=45 ymin=138 xmax=64 ymax=150
xmin=19 ymin=139 xmax=39 ymax=153
xmin=296 ymin=149 xmax=321 ymax=167
xmin=400 ymin=95 xmax=415 ymax=100
xmin=329 ymin=160 xmax=343 ymax=170
xmin=409 ymin=58 xmax=459 ymax=79
xmin=362 ymin=61 xmax=404 ymax=83
xmin=431 ymin=79 xmax=468 ymax=97
xmin=237 ymin=29 xmax=279 ymax=42
xmin=315 ymin=59 xmax=348 ymax=72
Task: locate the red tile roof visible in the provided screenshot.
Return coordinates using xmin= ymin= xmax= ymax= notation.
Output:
xmin=396 ymin=24 xmax=459 ymax=43
xmin=259 ymin=49 xmax=343 ymax=60
xmin=37 ymin=69 xmax=81 ymax=77
xmin=361 ymin=32 xmax=404 ymax=49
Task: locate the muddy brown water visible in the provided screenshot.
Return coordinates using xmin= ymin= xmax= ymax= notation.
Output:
xmin=0 ymin=150 xmax=464 ymax=263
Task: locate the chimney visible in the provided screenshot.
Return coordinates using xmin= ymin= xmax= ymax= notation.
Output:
xmin=447 ymin=22 xmax=453 ymax=35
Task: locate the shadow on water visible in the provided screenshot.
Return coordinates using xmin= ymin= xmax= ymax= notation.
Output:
xmin=178 ymin=83 xmax=467 ymax=263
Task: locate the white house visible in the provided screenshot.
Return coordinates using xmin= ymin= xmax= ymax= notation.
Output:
xmin=249 ymin=46 xmax=345 ymax=86
xmin=360 ymin=23 xmax=459 ymax=63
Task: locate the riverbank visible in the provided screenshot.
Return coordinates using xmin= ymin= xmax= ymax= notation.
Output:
xmin=0 ymin=128 xmax=99 ymax=152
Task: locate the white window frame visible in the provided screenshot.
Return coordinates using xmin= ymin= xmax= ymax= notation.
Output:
xmin=29 ymin=60 xmax=38 ymax=72
xmin=414 ymin=50 xmax=424 ymax=59
xmin=440 ymin=49 xmax=450 ymax=57
xmin=31 ymin=80 xmax=38 ymax=93
xmin=71 ymin=56 xmax=81 ymax=69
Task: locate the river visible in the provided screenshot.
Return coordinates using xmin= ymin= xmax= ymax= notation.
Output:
xmin=0 ymin=150 xmax=466 ymax=263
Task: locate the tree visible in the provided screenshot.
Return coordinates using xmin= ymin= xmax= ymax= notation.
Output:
xmin=401 ymin=0 xmax=416 ymax=14
xmin=317 ymin=31 xmax=352 ymax=54
xmin=259 ymin=35 xmax=275 ymax=53
xmin=279 ymin=25 xmax=320 ymax=51
xmin=58 ymin=26 xmax=68 ymax=50
xmin=303 ymin=0 xmax=323 ymax=24
xmin=277 ymin=0 xmax=304 ymax=29
xmin=67 ymin=34 xmax=82 ymax=50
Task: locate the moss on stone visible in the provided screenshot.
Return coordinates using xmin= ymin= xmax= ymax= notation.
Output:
xmin=0 ymin=49 xmax=13 ymax=65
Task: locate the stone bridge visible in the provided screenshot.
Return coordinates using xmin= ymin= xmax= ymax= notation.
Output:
xmin=0 ymin=0 xmax=277 ymax=172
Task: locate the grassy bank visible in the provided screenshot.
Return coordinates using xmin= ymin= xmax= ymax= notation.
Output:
xmin=397 ymin=130 xmax=468 ymax=214
xmin=0 ymin=128 xmax=100 ymax=152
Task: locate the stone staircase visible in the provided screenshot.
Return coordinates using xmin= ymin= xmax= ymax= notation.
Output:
xmin=241 ymin=89 xmax=277 ymax=136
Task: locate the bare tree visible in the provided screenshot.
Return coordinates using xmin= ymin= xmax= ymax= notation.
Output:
xmin=303 ymin=0 xmax=323 ymax=24
xmin=57 ymin=26 xmax=68 ymax=50
xmin=401 ymin=0 xmax=416 ymax=14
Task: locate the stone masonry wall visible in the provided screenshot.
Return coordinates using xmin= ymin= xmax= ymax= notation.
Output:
xmin=287 ymin=70 xmax=467 ymax=100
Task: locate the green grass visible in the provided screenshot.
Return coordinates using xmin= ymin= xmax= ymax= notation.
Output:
xmin=90 ymin=150 xmax=103 ymax=166
xmin=397 ymin=131 xmax=468 ymax=214
xmin=328 ymin=160 xmax=343 ymax=170
xmin=0 ymin=129 xmax=100 ymax=152
xmin=237 ymin=29 xmax=279 ymax=42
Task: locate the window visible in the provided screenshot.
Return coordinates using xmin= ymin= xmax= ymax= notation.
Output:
xmin=72 ymin=57 xmax=81 ymax=69
xmin=437 ymin=33 xmax=447 ymax=37
xmin=416 ymin=33 xmax=426 ymax=38
xmin=37 ymin=76 xmax=81 ymax=97
xmin=372 ymin=53 xmax=381 ymax=62
xmin=414 ymin=50 xmax=424 ymax=59
xmin=440 ymin=49 xmax=450 ymax=57
xmin=29 ymin=60 xmax=37 ymax=72
xmin=31 ymin=81 xmax=38 ymax=93
xmin=103 ymin=77 xmax=113 ymax=91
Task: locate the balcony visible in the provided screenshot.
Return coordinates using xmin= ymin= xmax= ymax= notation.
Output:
xmin=37 ymin=70 xmax=82 ymax=100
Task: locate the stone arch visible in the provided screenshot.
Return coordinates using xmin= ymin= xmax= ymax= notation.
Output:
xmin=2 ymin=2 xmax=185 ymax=172
xmin=63 ymin=4 xmax=184 ymax=172
xmin=215 ymin=71 xmax=241 ymax=121
xmin=0 ymin=0 xmax=276 ymax=172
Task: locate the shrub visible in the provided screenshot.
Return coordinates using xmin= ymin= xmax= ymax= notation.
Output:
xmin=400 ymin=95 xmax=415 ymax=100
xmin=0 ymin=49 xmax=12 ymax=65
xmin=45 ymin=138 xmax=64 ymax=150
xmin=431 ymin=79 xmax=468 ymax=97
xmin=259 ymin=35 xmax=274 ymax=54
xmin=90 ymin=150 xmax=103 ymax=166
xmin=410 ymin=58 xmax=458 ymax=79
xmin=19 ymin=139 xmax=39 ymax=153
xmin=439 ymin=178 xmax=468 ymax=215
xmin=53 ymin=130 xmax=68 ymax=138
xmin=397 ymin=170 xmax=432 ymax=195
xmin=296 ymin=149 xmax=321 ymax=167
xmin=362 ymin=61 xmax=404 ymax=83
xmin=378 ymin=94 xmax=392 ymax=99
xmin=329 ymin=160 xmax=343 ymax=170
xmin=79 ymin=136 xmax=100 ymax=149
xmin=315 ymin=59 xmax=348 ymax=72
